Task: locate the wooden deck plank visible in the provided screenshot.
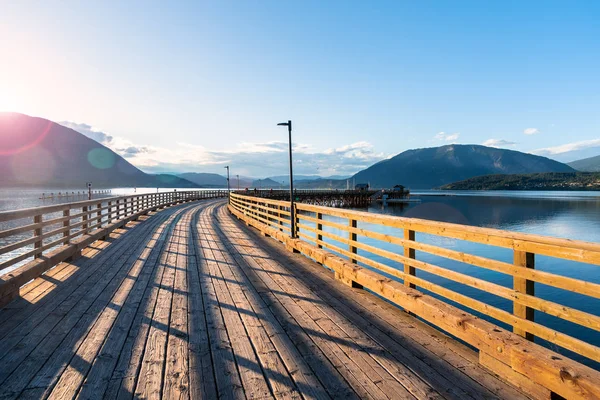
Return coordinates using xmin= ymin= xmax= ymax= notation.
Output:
xmin=162 ymin=210 xmax=191 ymax=400
xmin=134 ymin=212 xmax=180 ymax=399
xmin=187 ymin=210 xmax=218 ymax=400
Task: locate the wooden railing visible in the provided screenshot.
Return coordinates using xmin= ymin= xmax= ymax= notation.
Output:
xmin=0 ymin=190 xmax=227 ymax=306
xmin=229 ymin=193 xmax=600 ymax=399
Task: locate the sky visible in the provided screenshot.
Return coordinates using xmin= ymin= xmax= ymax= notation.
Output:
xmin=1 ymin=1 xmax=599 ymax=177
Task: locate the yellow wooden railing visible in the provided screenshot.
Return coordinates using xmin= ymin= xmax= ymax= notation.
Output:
xmin=229 ymin=192 xmax=600 ymax=399
xmin=0 ymin=190 xmax=227 ymax=306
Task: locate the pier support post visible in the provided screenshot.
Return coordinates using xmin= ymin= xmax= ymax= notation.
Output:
xmin=513 ymin=251 xmax=535 ymax=341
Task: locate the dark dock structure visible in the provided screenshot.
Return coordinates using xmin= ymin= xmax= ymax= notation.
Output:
xmin=236 ymin=189 xmax=380 ymax=208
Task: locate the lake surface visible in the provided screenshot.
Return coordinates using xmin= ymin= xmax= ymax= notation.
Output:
xmin=1 ymin=188 xmax=600 ymax=369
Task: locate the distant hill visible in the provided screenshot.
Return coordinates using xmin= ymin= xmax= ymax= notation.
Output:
xmin=178 ymin=172 xmax=227 ymax=187
xmin=441 ymin=172 xmax=600 ymax=191
xmin=295 ymin=179 xmax=347 ymax=189
xmin=0 ymin=113 xmax=198 ymax=188
xmin=251 ymin=178 xmax=282 ymax=188
xmin=351 ymin=144 xmax=575 ymax=189
xmin=568 ymin=155 xmax=600 ymax=172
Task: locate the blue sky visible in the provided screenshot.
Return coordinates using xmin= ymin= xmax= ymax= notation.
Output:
xmin=1 ymin=1 xmax=599 ymax=177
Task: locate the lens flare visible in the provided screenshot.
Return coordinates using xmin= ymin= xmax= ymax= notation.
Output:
xmin=87 ymin=147 xmax=116 ymax=169
xmin=0 ymin=118 xmax=53 ymax=156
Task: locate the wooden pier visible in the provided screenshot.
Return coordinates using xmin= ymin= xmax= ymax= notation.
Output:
xmin=0 ymin=191 xmax=599 ymax=399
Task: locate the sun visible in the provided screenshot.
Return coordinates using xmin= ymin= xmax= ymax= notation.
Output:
xmin=0 ymin=95 xmax=14 ymax=112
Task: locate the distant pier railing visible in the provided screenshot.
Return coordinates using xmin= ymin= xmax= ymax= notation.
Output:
xmin=0 ymin=190 xmax=227 ymax=306
xmin=229 ymin=192 xmax=600 ymax=399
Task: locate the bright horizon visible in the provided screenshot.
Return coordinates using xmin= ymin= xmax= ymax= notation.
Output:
xmin=1 ymin=1 xmax=599 ymax=177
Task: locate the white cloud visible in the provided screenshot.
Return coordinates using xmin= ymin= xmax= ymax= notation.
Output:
xmin=524 ymin=128 xmax=540 ymax=135
xmin=434 ymin=132 xmax=460 ymax=142
xmin=59 ymin=121 xmax=388 ymax=177
xmin=533 ymin=139 xmax=600 ymax=156
xmin=482 ymin=139 xmax=517 ymax=148
xmin=60 ymin=121 xmax=113 ymax=144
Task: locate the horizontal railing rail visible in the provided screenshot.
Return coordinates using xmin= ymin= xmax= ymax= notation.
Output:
xmin=0 ymin=190 xmax=227 ymax=306
xmin=229 ymin=192 xmax=600 ymax=399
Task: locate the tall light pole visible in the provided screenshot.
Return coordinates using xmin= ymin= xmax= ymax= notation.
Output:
xmin=277 ymin=120 xmax=295 ymax=238
xmin=224 ymin=166 xmax=230 ymax=203
xmin=236 ymin=174 xmax=240 ymax=190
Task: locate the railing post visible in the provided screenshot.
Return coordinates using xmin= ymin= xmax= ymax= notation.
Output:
xmin=107 ymin=201 xmax=112 ymax=224
xmin=63 ymin=209 xmax=70 ymax=245
xmin=348 ymin=218 xmax=357 ymax=263
xmin=97 ymin=202 xmax=102 ymax=227
xmin=82 ymin=206 xmax=89 ymax=234
xmin=277 ymin=205 xmax=282 ymax=232
xmin=34 ymin=214 xmax=42 ymax=258
xmin=514 ymin=250 xmax=535 ymax=341
xmin=316 ymin=212 xmax=323 ymax=248
xmin=294 ymin=204 xmax=299 ymax=238
xmin=404 ymin=229 xmax=416 ymax=289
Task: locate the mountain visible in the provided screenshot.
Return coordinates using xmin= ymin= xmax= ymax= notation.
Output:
xmin=0 ymin=112 xmax=198 ymax=188
xmin=441 ymin=172 xmax=600 ymax=191
xmin=251 ymin=178 xmax=282 ymax=188
xmin=568 ymin=155 xmax=600 ymax=172
xmin=351 ymin=144 xmax=575 ymax=189
xmin=178 ymin=172 xmax=228 ymax=187
xmin=268 ymin=174 xmax=352 ymax=185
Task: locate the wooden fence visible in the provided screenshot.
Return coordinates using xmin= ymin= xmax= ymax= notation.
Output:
xmin=0 ymin=190 xmax=227 ymax=307
xmin=229 ymin=192 xmax=600 ymax=399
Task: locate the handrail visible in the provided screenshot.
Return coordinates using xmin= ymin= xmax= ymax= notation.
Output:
xmin=0 ymin=190 xmax=228 ymax=306
xmin=229 ymin=192 xmax=600 ymax=399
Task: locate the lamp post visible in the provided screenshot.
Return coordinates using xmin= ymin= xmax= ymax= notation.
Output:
xmin=224 ymin=166 xmax=230 ymax=203
xmin=277 ymin=120 xmax=295 ymax=238
xmin=236 ymin=174 xmax=240 ymax=190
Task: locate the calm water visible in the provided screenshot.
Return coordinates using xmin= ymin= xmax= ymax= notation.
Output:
xmin=310 ymin=190 xmax=600 ymax=369
xmin=2 ymin=188 xmax=600 ymax=368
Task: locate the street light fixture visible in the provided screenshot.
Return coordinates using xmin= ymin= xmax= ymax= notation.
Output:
xmin=224 ymin=166 xmax=230 ymax=203
xmin=277 ymin=120 xmax=295 ymax=238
